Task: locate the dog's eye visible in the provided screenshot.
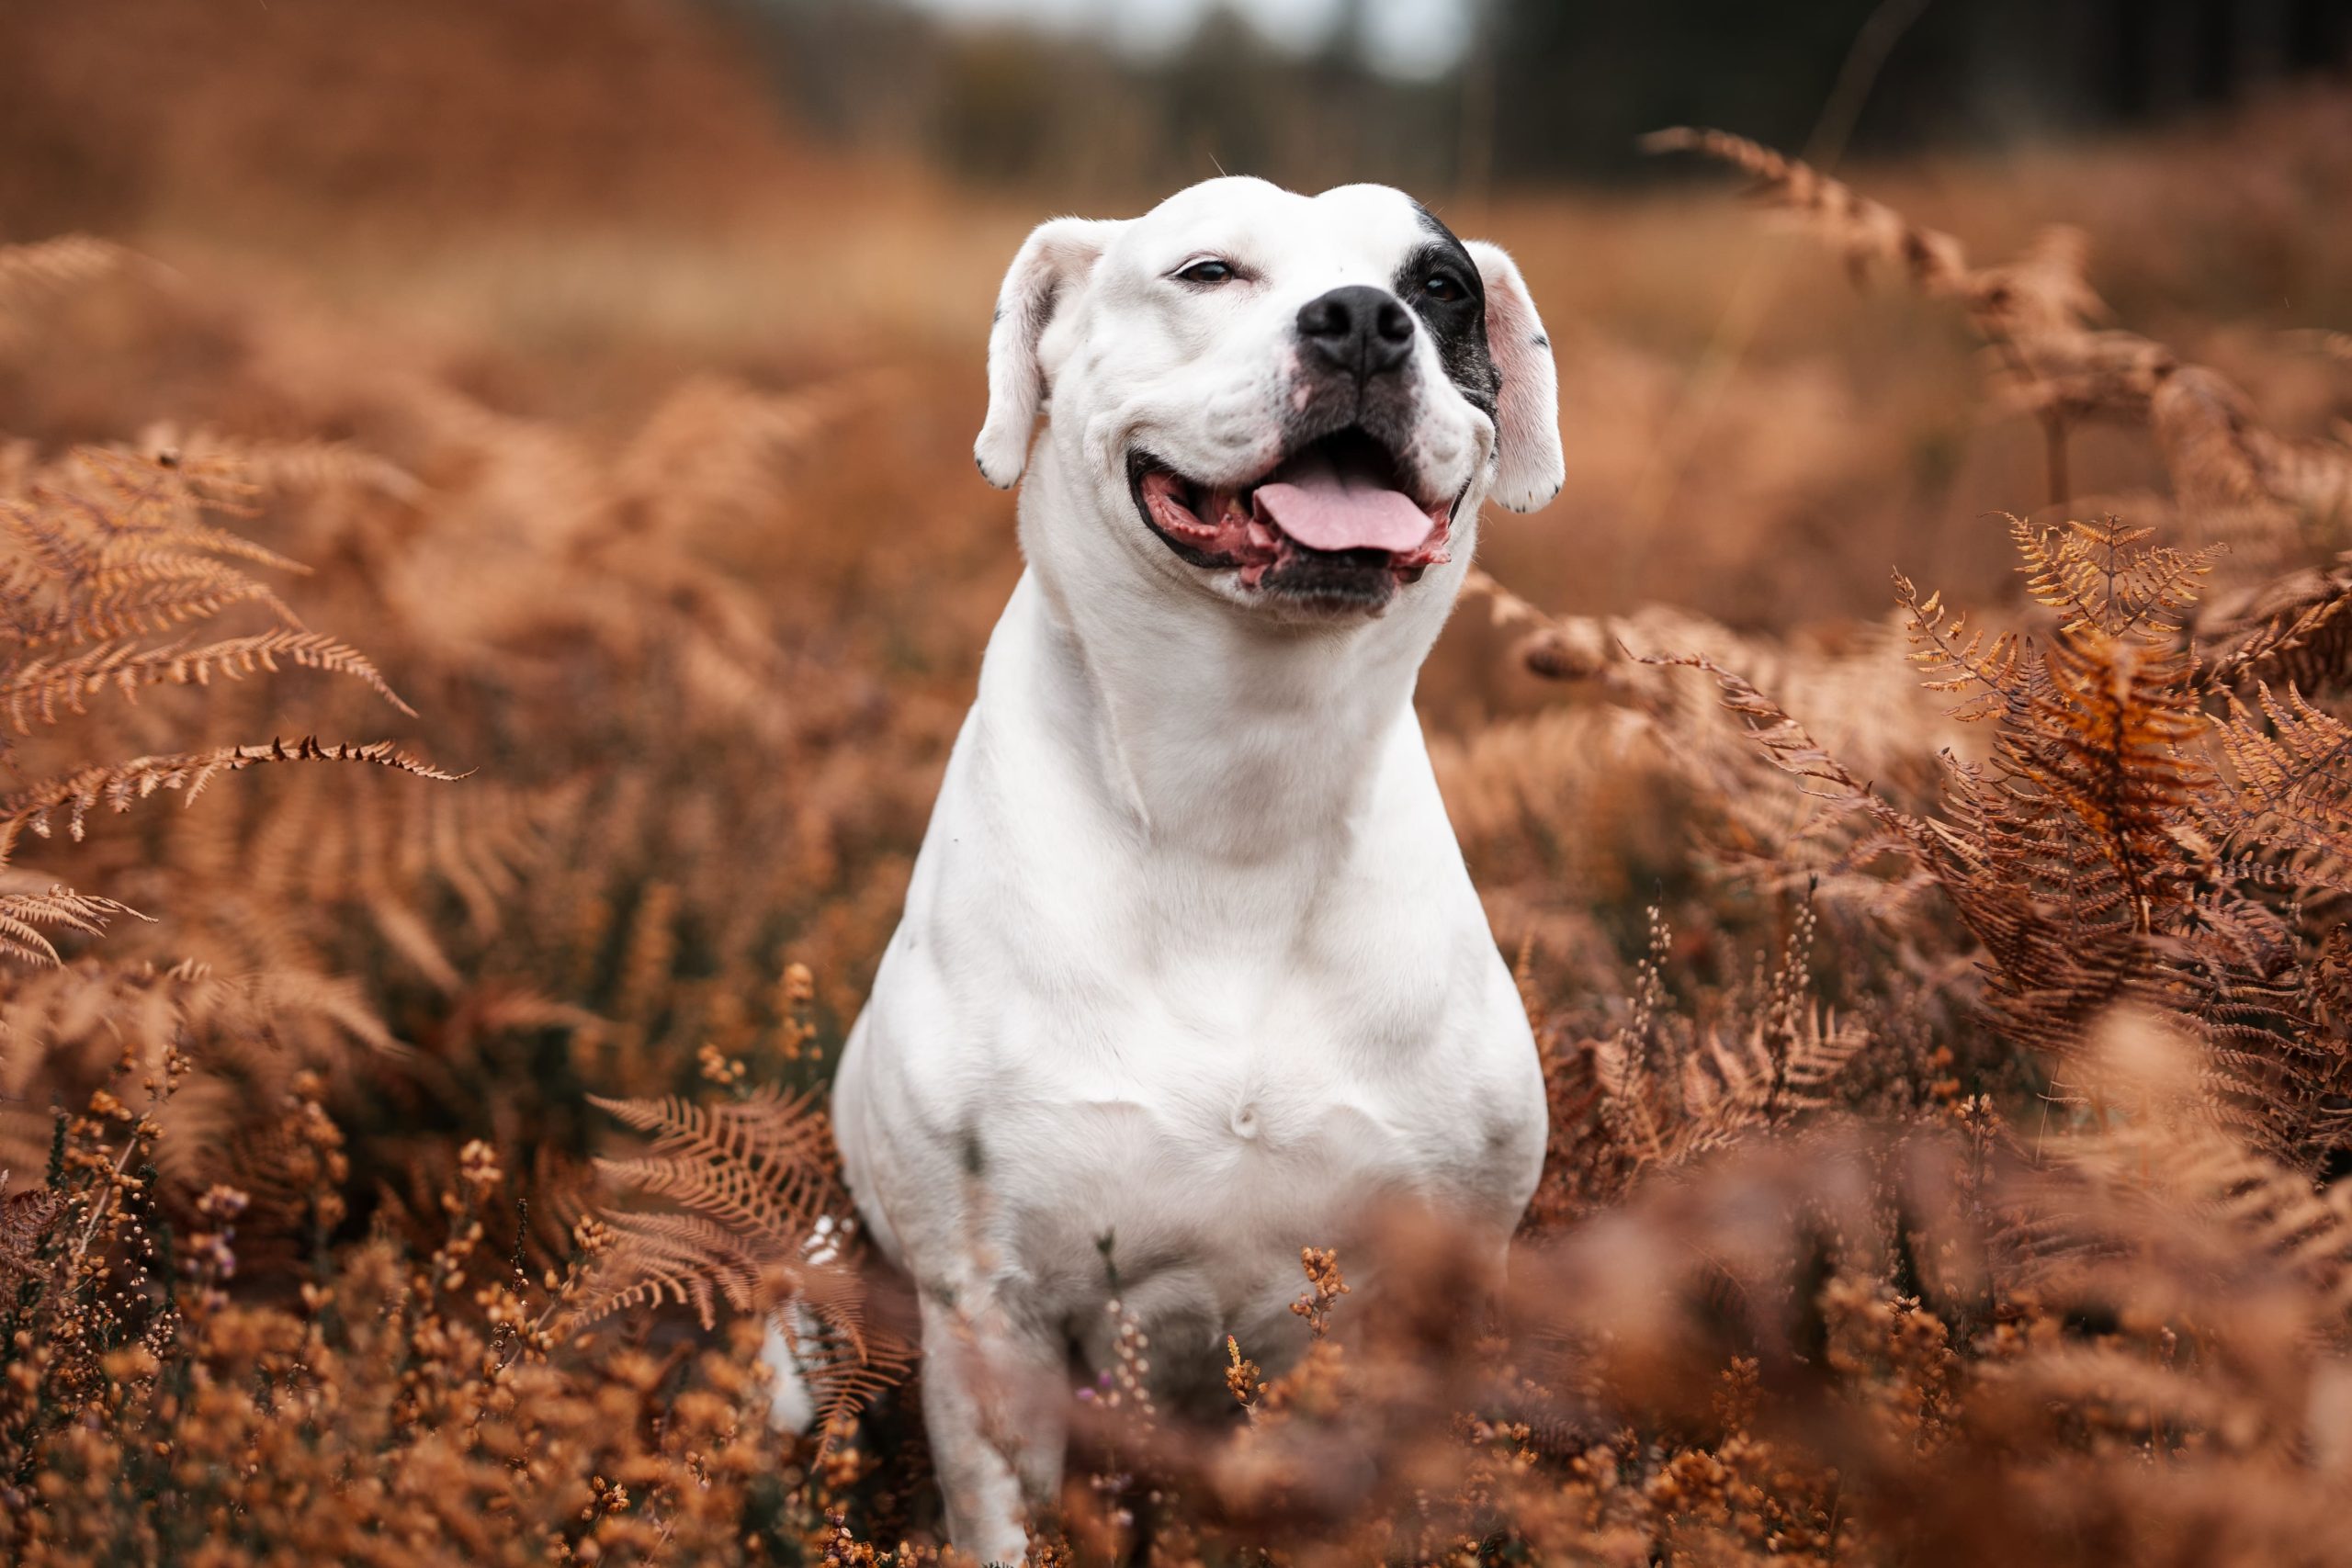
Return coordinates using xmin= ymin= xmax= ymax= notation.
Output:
xmin=1175 ymin=259 xmax=1236 ymax=286
xmin=1422 ymin=272 xmax=1465 ymax=302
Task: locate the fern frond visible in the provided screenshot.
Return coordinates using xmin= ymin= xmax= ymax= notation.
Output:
xmin=1671 ymin=1004 xmax=1869 ymax=1162
xmin=1668 ymin=536 xmax=2226 ymax=1070
xmin=0 ymin=738 xmax=460 ymax=857
xmin=2013 ymin=630 xmax=2210 ymax=898
xmin=0 ymin=532 xmax=302 ymax=648
xmin=587 ymin=1209 xmax=771 ymax=1328
xmin=1590 ymin=1031 xmax=1668 ymax=1168
xmin=2010 ymin=514 xmax=2213 ymax=637
xmin=590 ymin=1087 xmax=834 ymax=1193
xmin=1661 ymin=130 xmax=2335 ymax=563
xmin=1639 ymin=653 xmax=1893 ymax=811
xmin=2211 ymin=682 xmax=2352 ymax=865
xmin=0 ymin=886 xmax=134 ymax=965
xmin=0 ymin=497 xmax=96 ymax=583
xmin=775 ymin=1304 xmax=920 ymax=1445
xmin=1973 ymin=224 xmax=2110 ymax=339
xmin=582 ymin=1086 xmax=905 ymax=1433
xmin=1895 ymin=573 xmax=2024 ymax=720
xmin=1641 ymin=127 xmax=1972 ymax=296
xmin=1997 ymin=329 xmax=2177 ymax=423
xmin=613 ymin=371 xmax=881 ymax=533
xmin=62 ymin=446 xmax=269 ymax=536
xmin=585 ymin=1086 xmax=841 ymax=1301
xmin=2253 ymin=427 xmax=2352 ymax=529
xmin=196 ymin=437 xmax=428 ymax=507
xmin=0 ymin=629 xmax=414 ymax=728
xmin=591 ymin=1146 xmax=828 ymax=1255
xmin=2203 ymin=563 xmax=2352 ymax=695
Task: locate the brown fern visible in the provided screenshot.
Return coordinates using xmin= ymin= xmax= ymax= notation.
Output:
xmin=2211 ymin=682 xmax=2352 ymax=866
xmin=1652 ymin=128 xmax=2352 ymax=534
xmin=588 ymin=1087 xmax=836 ymax=1254
xmin=583 ymin=1086 xmax=910 ymax=1440
xmin=0 ymin=629 xmax=413 ymax=729
xmin=0 ymin=446 xmax=457 ymax=955
xmin=1661 ymin=513 xmax=2352 ymax=1167
xmin=0 ymin=886 xmax=134 ymax=966
xmin=2203 ymin=558 xmax=2352 ymax=696
xmin=0 ymin=738 xmax=459 ymax=857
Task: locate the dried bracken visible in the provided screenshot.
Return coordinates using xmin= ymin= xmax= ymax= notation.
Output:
xmin=584 ymin=1085 xmax=913 ymax=1441
xmin=1648 ymin=125 xmax=2352 ymax=553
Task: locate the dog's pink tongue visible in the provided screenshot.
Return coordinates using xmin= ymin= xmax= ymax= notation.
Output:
xmin=1254 ymin=447 xmax=1431 ymax=553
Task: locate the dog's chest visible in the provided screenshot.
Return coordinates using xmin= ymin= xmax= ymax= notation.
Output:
xmin=970 ymin=966 xmax=1534 ymax=1348
xmin=990 ymin=1021 xmax=1459 ymax=1219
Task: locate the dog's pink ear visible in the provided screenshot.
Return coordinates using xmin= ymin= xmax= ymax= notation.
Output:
xmin=975 ymin=217 xmax=1123 ymax=490
xmin=1464 ymin=241 xmax=1563 ymax=513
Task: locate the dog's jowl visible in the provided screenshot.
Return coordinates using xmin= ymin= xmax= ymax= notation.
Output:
xmin=820 ymin=176 xmax=1564 ymax=1562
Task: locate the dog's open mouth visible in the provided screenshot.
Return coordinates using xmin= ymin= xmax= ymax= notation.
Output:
xmin=1129 ymin=427 xmax=1453 ymax=611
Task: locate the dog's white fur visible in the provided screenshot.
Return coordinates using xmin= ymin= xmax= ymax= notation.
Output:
xmin=824 ymin=175 xmax=1562 ymax=1562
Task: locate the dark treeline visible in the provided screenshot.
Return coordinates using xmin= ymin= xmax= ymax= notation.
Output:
xmin=1494 ymin=0 xmax=2352 ymax=175
xmin=734 ymin=0 xmax=2352 ymax=199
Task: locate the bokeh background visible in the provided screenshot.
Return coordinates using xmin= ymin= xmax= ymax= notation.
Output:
xmin=8 ymin=0 xmax=2349 ymax=644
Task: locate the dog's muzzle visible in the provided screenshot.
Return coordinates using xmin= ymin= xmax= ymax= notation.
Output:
xmin=1128 ymin=413 xmax=1457 ymax=615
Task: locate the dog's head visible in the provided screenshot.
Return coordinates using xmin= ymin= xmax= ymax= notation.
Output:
xmin=976 ymin=176 xmax=1563 ymax=622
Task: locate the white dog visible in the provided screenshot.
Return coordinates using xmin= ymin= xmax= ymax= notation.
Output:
xmin=824 ymin=175 xmax=1562 ymax=1562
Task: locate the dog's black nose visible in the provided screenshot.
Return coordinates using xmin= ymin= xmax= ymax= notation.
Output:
xmin=1296 ymin=286 xmax=1414 ymax=381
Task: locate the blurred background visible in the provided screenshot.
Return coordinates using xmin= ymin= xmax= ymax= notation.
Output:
xmin=5 ymin=0 xmax=2348 ymax=642
xmin=12 ymin=1 xmax=2352 ymax=215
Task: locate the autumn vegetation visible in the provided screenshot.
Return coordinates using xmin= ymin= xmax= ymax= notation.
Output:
xmin=4 ymin=6 xmax=2352 ymax=1562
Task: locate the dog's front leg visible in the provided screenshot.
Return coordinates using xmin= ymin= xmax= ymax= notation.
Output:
xmin=920 ymin=1286 xmax=1067 ymax=1564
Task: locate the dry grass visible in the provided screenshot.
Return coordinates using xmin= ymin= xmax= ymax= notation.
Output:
xmin=4 ymin=6 xmax=2352 ymax=1560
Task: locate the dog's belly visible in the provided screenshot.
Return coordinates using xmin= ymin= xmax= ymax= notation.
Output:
xmin=991 ymin=1074 xmax=1432 ymax=1404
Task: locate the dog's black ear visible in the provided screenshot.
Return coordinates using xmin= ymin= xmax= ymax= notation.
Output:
xmin=1463 ymin=241 xmax=1563 ymax=513
xmin=975 ymin=217 xmax=1123 ymax=489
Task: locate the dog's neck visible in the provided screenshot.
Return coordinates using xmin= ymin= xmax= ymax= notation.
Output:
xmin=998 ymin=456 xmax=1463 ymax=862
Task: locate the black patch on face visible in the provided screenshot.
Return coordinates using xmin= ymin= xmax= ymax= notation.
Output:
xmin=1401 ymin=201 xmax=1499 ymax=420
